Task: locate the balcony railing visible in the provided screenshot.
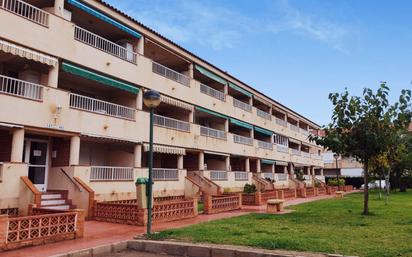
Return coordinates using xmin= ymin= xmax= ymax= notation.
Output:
xmin=302 ymin=151 xmax=311 ymax=158
xmin=209 ymin=170 xmax=227 ymax=180
xmin=303 ymin=175 xmax=312 ymax=181
xmin=0 ymin=0 xmax=49 ymax=27
xmin=300 ymin=128 xmax=310 ymax=137
xmin=257 ymin=140 xmax=273 ymax=150
xmin=262 ymin=173 xmax=274 ymax=180
xmin=233 ymin=98 xmax=252 ymax=112
xmin=200 ymin=83 xmax=225 ymax=101
xmin=69 ymin=93 xmax=135 ymax=120
xmin=276 ymin=144 xmax=289 ymax=153
xmin=153 ymin=168 xmax=179 ymax=181
xmin=276 ymin=173 xmax=288 ymax=181
xmin=312 ymin=154 xmax=322 ymax=160
xmin=90 ymin=166 xmax=134 ymax=181
xmin=289 ymin=123 xmax=300 ymax=132
xmin=200 ymin=126 xmax=226 ymax=140
xmin=291 ymin=149 xmax=301 ymax=156
xmin=233 ymin=134 xmax=253 ymax=145
xmin=275 ymin=118 xmax=287 ymax=127
xmin=234 ymin=171 xmax=248 ymax=181
xmin=153 ymin=114 xmax=190 ymax=132
xmin=152 ymin=62 xmax=189 ymax=86
xmin=256 ymin=109 xmax=272 ymax=120
xmin=74 ymin=26 xmax=137 ymax=63
xmin=0 ymin=75 xmax=43 ymax=100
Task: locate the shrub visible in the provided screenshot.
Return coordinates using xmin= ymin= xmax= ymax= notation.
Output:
xmin=243 ymin=183 xmax=257 ymax=194
xmin=328 ymin=178 xmax=346 ymax=186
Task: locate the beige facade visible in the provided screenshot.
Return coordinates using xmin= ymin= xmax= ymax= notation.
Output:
xmin=0 ymin=0 xmax=323 ymax=214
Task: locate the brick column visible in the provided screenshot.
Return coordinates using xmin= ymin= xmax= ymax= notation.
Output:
xmin=326 ymin=186 xmax=332 ymax=195
xmin=254 ymin=191 xmax=262 ymax=205
xmin=11 ymin=128 xmax=24 ymax=162
xmin=0 ymin=215 xmax=9 ymax=250
xmin=314 ymin=187 xmax=318 ymax=196
xmin=237 ymin=193 xmax=242 ymax=208
xmin=193 ymin=198 xmax=198 ymax=216
xmin=277 ymin=190 xmax=284 ymax=199
xmin=203 ymin=194 xmax=213 ymax=214
xmin=74 ymin=209 xmax=85 ymax=238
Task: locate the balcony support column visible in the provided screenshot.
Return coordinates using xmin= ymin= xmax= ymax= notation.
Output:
xmin=271 ymin=163 xmax=275 ymax=173
xmin=137 ymin=89 xmax=143 ymax=110
xmin=10 ymin=128 xmax=25 ymax=163
xmin=198 ymin=152 xmax=204 ymax=171
xmin=250 ymin=129 xmax=254 ymax=138
xmin=224 ymin=119 xmax=229 ymax=132
xmin=189 ymin=110 xmax=194 ymax=123
xmin=134 ymin=144 xmax=142 ymax=168
xmin=137 ymin=36 xmax=144 ymax=55
xmin=225 ymin=156 xmax=230 ymax=171
xmin=54 ymin=0 xmax=65 ymax=18
xmin=283 ymin=165 xmax=288 ymax=174
xmin=288 ymin=163 xmax=294 ymax=175
xmin=48 ymin=65 xmax=59 ymax=88
xmin=248 ymin=97 xmax=253 ymax=105
xmin=256 ymin=159 xmax=261 ymax=173
xmin=188 ymin=63 xmax=194 ymax=78
xmin=320 ymin=168 xmax=324 ymax=176
xmin=69 ymin=136 xmax=80 ymax=166
xmin=177 ymin=155 xmax=184 ymax=170
xmin=245 ymin=158 xmax=250 ymax=172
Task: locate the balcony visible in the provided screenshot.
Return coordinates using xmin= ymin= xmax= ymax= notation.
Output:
xmin=0 ymin=75 xmax=43 ymax=101
xmin=289 ymin=123 xmax=300 ymax=132
xmin=233 ymin=98 xmax=252 ymax=112
xmin=256 ymin=109 xmax=272 ymax=120
xmin=200 ymin=126 xmax=227 ymax=140
xmin=302 ymin=151 xmax=311 ymax=158
xmin=209 ymin=170 xmax=228 ymax=181
xmin=153 ymin=114 xmax=190 ymax=132
xmin=90 ymin=166 xmax=134 ymax=181
xmin=233 ymin=134 xmax=253 ymax=146
xmin=262 ymin=173 xmax=274 ymax=180
xmin=276 ymin=144 xmax=289 ymax=153
xmin=69 ymin=93 xmax=135 ymax=120
xmin=0 ymin=0 xmax=49 ymax=27
xmin=152 ymin=61 xmax=189 ymax=86
xmin=312 ymin=153 xmax=322 ymax=160
xmin=291 ymin=149 xmax=301 ymax=156
xmin=257 ymin=140 xmax=273 ymax=150
xmin=74 ymin=26 xmax=137 ymax=64
xmin=303 ymin=175 xmax=312 ymax=181
xmin=153 ymin=168 xmax=179 ymax=181
xmin=300 ymin=128 xmax=310 ymax=137
xmin=234 ymin=171 xmax=248 ymax=181
xmin=200 ymin=83 xmax=225 ymax=101
xmin=275 ymin=173 xmax=288 ymax=181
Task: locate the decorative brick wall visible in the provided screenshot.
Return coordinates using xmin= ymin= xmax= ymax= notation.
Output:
xmin=317 ymin=187 xmax=327 ymax=195
xmin=281 ymin=188 xmax=297 ymax=199
xmin=305 ymin=187 xmax=316 ymax=197
xmin=204 ymin=194 xmax=242 ymax=214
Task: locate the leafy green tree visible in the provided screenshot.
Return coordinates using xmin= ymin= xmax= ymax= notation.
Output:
xmin=310 ymin=84 xmax=411 ymax=215
xmin=390 ymin=132 xmax=412 ymax=192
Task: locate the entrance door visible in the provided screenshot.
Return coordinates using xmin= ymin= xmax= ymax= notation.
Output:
xmin=24 ymin=139 xmax=49 ymax=192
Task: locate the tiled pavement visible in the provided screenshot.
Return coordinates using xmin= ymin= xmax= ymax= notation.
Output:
xmin=1 ymin=193 xmax=353 ymax=257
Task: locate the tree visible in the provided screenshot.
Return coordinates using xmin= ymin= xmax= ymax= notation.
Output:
xmin=310 ymin=83 xmax=411 ymax=215
xmin=390 ymin=132 xmax=412 ymax=192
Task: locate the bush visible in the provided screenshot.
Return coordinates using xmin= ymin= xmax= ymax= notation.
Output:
xmin=328 ymin=178 xmax=345 ymax=186
xmin=294 ymin=169 xmax=305 ymax=181
xmin=265 ymin=177 xmax=275 ymax=183
xmin=243 ymin=183 xmax=257 ymax=194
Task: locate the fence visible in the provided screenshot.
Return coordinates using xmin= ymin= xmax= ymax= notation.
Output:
xmin=204 ymin=194 xmax=241 ymax=214
xmin=70 ymin=93 xmax=135 ymax=120
xmin=200 ymin=83 xmax=225 ymax=101
xmin=153 ymin=114 xmax=190 ymax=132
xmin=0 ymin=0 xmax=49 ymax=27
xmin=0 ymin=210 xmax=83 ymax=250
xmin=0 ymin=74 xmax=43 ymax=100
xmin=94 ymin=201 xmax=140 ymax=225
xmin=152 ymin=199 xmax=196 ymax=223
xmin=200 ymin=126 xmax=226 ymax=140
xmin=305 ymin=187 xmax=316 ymax=197
xmin=209 ymin=170 xmax=227 ymax=181
xmin=317 ymin=187 xmax=326 ymax=195
xmin=234 ymin=171 xmax=248 ymax=181
xmin=233 ymin=134 xmax=253 ymax=145
xmin=152 ymin=62 xmax=189 ymax=86
xmin=256 ymin=109 xmax=272 ymax=120
xmin=90 ymin=166 xmax=133 ymax=181
xmin=233 ymin=98 xmax=252 ymax=112
xmin=281 ymin=188 xmax=297 ymax=199
xmin=153 ymin=168 xmax=179 ymax=181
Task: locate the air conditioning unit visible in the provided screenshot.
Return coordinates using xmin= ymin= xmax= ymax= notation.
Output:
xmin=116 ymin=39 xmax=134 ymax=61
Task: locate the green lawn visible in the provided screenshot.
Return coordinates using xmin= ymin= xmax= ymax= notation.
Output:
xmin=158 ymin=191 xmax=412 ymax=257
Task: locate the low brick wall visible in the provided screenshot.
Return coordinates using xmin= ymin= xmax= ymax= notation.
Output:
xmin=241 ymin=193 xmax=256 ymax=205
xmin=344 ymin=185 xmax=354 ymax=191
xmin=305 ymin=187 xmax=316 ymax=197
xmin=242 ymin=191 xmax=278 ymax=206
xmin=281 ymin=188 xmax=297 ymax=199
xmin=317 ymin=187 xmax=327 ymax=195
xmin=204 ymin=194 xmax=242 ymax=214
xmin=0 ymin=209 xmax=84 ymax=251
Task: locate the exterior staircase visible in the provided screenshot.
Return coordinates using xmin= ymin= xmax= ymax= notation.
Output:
xmin=39 ymin=190 xmax=74 ymax=210
xmin=252 ymin=174 xmax=274 ymax=191
xmin=288 ymin=175 xmax=305 ymax=189
xmin=187 ymin=171 xmax=221 ymax=196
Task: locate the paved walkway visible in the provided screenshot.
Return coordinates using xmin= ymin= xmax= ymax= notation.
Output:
xmin=1 ymin=193 xmax=352 ymax=257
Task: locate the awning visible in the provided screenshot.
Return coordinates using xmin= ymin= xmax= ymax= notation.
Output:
xmin=254 ymin=126 xmax=273 ymax=136
xmin=230 ymin=118 xmax=253 ymax=130
xmin=195 ymin=65 xmax=227 ymax=85
xmin=160 ymin=94 xmax=193 ymax=111
xmin=81 ymin=133 xmax=137 ymax=144
xmin=293 ymin=163 xmax=305 ymax=168
xmin=0 ymin=122 xmax=23 ymax=129
xmin=143 ymin=143 xmax=185 ymax=155
xmin=195 ymin=106 xmax=228 ymax=120
xmin=67 ymin=0 xmax=141 ymax=38
xmin=0 ymin=39 xmax=58 ymax=66
xmin=288 ymin=138 xmax=301 ymax=145
xmin=228 ymin=82 xmax=252 ymax=97
xmin=204 ymin=151 xmax=230 ymax=157
xmin=62 ymin=62 xmax=139 ymax=94
xmin=276 ymin=161 xmax=289 ymax=166
xmin=261 ymin=159 xmax=275 ymax=165
xmin=253 ymin=95 xmax=271 ymax=107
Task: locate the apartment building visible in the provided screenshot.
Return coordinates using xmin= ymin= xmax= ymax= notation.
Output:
xmin=0 ymin=0 xmax=324 ymax=216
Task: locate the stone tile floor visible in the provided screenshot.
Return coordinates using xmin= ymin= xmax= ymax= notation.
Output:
xmin=1 ymin=193 xmax=351 ymax=257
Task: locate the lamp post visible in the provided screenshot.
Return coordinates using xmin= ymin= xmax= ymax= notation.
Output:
xmin=143 ymin=89 xmax=161 ymax=237
xmin=333 ymin=153 xmax=339 ymax=182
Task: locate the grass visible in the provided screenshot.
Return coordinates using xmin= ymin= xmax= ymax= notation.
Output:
xmin=158 ymin=191 xmax=412 ymax=257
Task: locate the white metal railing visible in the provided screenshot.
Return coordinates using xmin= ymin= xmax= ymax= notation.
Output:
xmin=315 ymin=175 xmax=325 ymax=181
xmin=275 ymin=118 xmax=287 ymax=127
xmin=257 ymin=140 xmax=273 ymax=150
xmin=234 ymin=171 xmax=248 ymax=181
xmin=153 ymin=168 xmax=179 ymax=181
xmin=303 ymin=175 xmax=312 ymax=181
xmin=74 ymin=26 xmax=137 ymax=64
xmin=302 ymin=151 xmax=311 ymax=158
xmin=200 ymin=126 xmax=226 ymax=140
xmin=276 ymin=144 xmax=289 ymax=153
xmin=312 ymin=154 xmax=322 ymax=160
xmin=276 ymin=173 xmax=288 ymax=181
xmin=233 ymin=98 xmax=252 ymax=112
xmin=289 ymin=123 xmax=300 ymax=132
xmin=291 ymin=149 xmax=301 ymax=156
xmin=200 ymin=83 xmax=225 ymax=101
xmin=256 ymin=109 xmax=272 ymax=120
xmin=90 ymin=166 xmax=133 ymax=181
xmin=0 ymin=0 xmax=49 ymax=27
xmin=152 ymin=62 xmax=189 ymax=86
xmin=262 ymin=173 xmax=274 ymax=180
xmin=209 ymin=170 xmax=227 ymax=180
xmin=153 ymin=114 xmax=190 ymax=132
xmin=0 ymin=75 xmax=43 ymax=100
xmin=233 ymin=134 xmax=253 ymax=145
xmin=69 ymin=93 xmax=135 ymax=120
xmin=300 ymin=128 xmax=310 ymax=136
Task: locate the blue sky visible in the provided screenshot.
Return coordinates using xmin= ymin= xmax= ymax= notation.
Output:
xmin=105 ymin=0 xmax=412 ymax=126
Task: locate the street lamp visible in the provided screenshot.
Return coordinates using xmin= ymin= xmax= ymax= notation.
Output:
xmin=143 ymin=89 xmax=161 ymax=237
xmin=333 ymin=153 xmax=339 ymax=182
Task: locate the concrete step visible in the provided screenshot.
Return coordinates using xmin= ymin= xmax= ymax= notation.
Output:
xmin=41 ymin=205 xmax=70 ymax=210
xmin=41 ymin=193 xmax=63 ymax=200
xmin=41 ymin=199 xmax=67 ymax=206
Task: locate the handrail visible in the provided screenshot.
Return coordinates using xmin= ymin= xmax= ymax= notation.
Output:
xmin=0 ymin=74 xmax=43 ymax=100
xmin=20 ymin=176 xmax=41 ymax=206
xmin=60 ymin=168 xmax=82 ymax=192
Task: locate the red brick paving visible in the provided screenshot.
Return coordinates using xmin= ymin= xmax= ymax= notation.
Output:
xmin=1 ymin=192 xmax=355 ymax=257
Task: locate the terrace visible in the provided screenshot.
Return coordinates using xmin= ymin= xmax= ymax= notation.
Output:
xmin=194 ymin=65 xmax=226 ymax=101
